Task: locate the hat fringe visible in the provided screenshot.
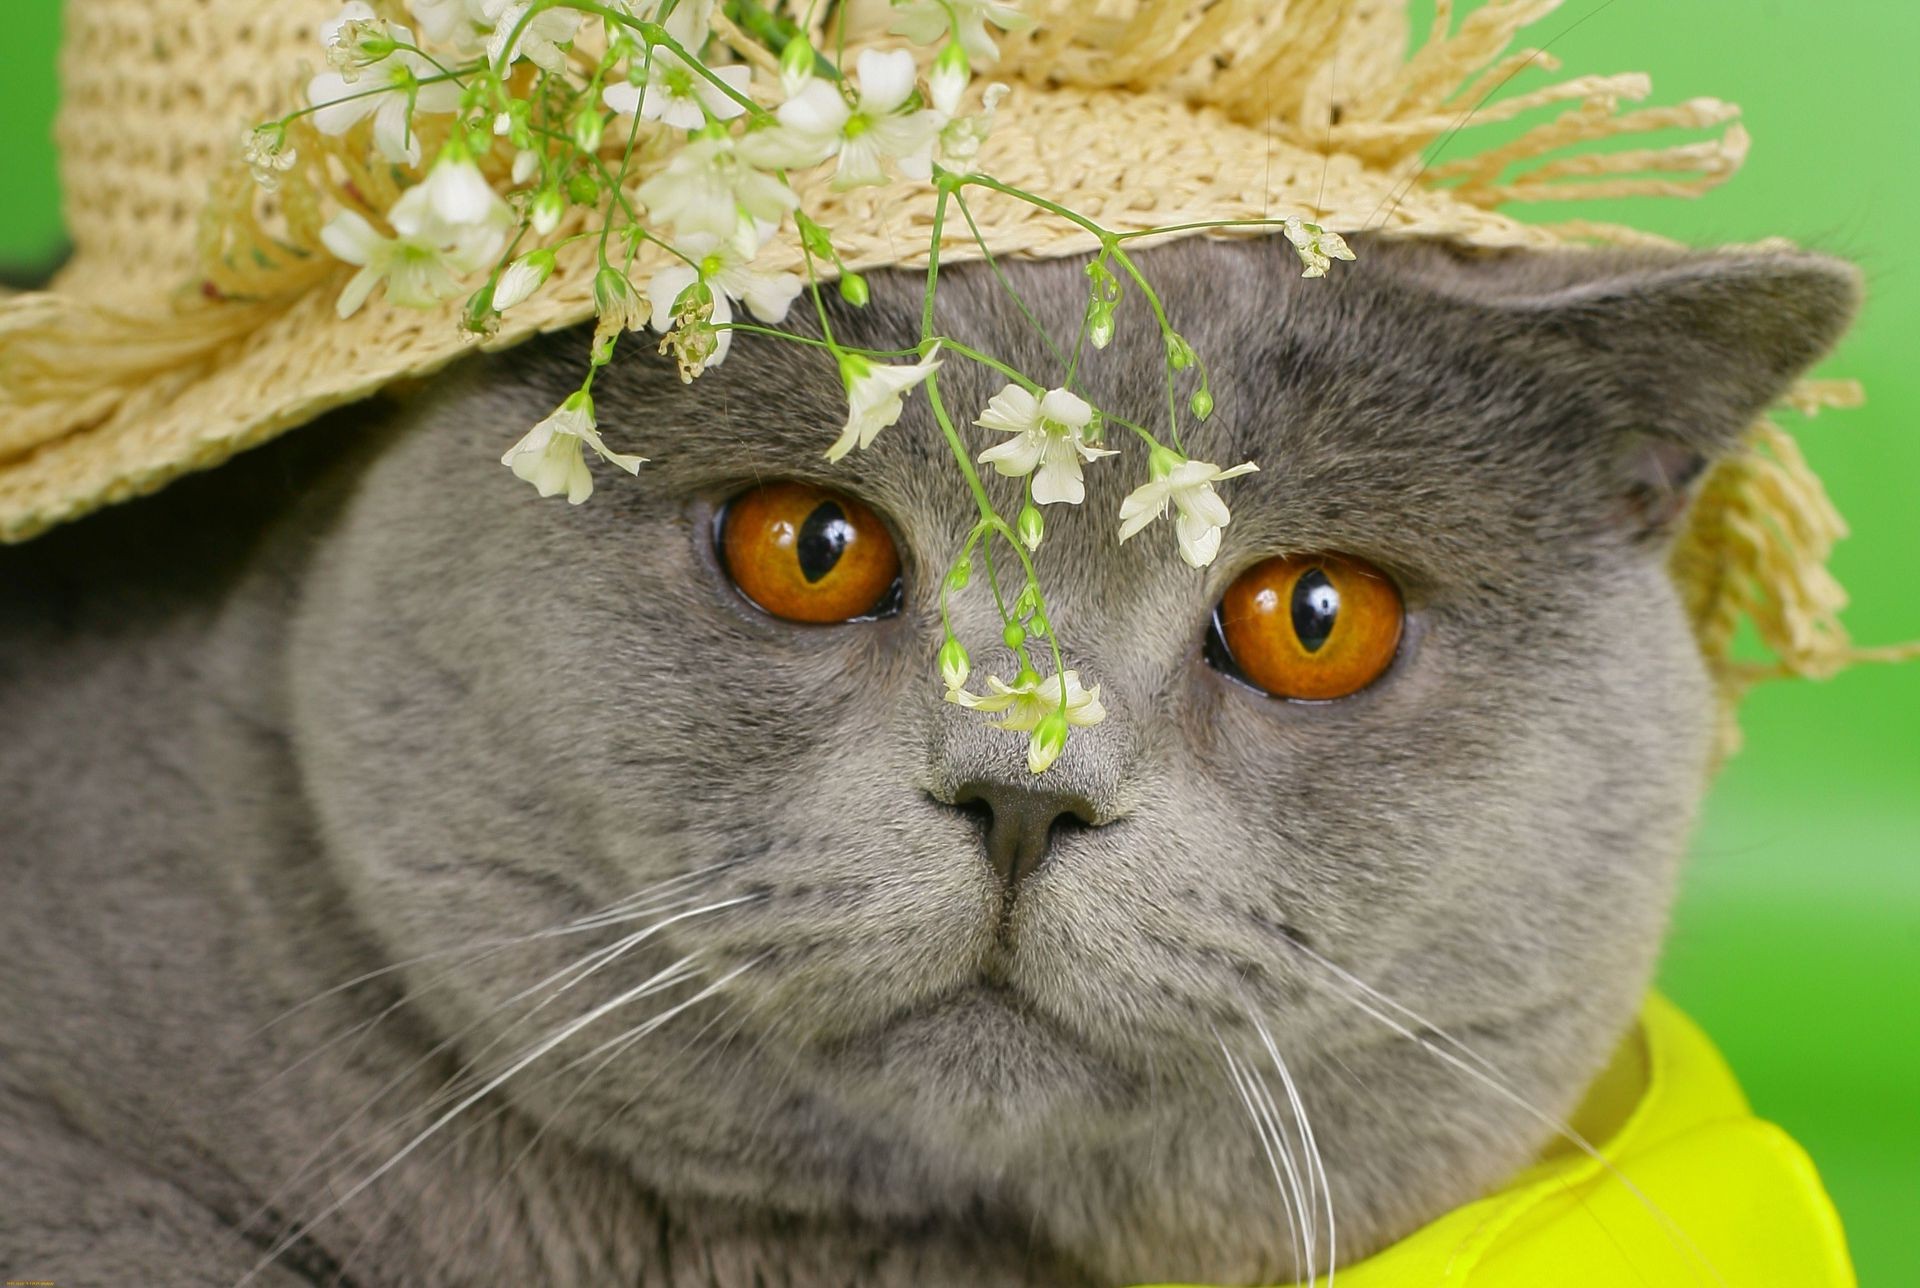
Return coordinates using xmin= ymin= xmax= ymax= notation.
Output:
xmin=986 ymin=0 xmax=1745 ymax=217
xmin=1674 ymin=384 xmax=1920 ymax=760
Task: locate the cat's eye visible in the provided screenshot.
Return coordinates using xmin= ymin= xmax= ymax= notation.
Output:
xmin=1212 ymin=554 xmax=1403 ymax=700
xmin=720 ymin=482 xmax=902 ymax=623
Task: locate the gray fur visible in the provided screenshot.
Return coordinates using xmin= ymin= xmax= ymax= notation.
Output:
xmin=0 ymin=235 xmax=1858 ymax=1286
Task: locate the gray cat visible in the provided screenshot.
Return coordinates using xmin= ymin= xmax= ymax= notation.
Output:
xmin=0 ymin=234 xmax=1858 ymax=1286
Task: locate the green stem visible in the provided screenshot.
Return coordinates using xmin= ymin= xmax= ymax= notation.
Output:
xmin=542 ymin=1 xmax=771 ymax=120
xmin=932 ymin=338 xmax=1041 ymax=393
xmin=388 ymin=41 xmax=463 ymax=80
xmin=953 ymin=171 xmax=1192 ymax=449
xmin=271 ymin=65 xmax=478 ymax=129
xmin=924 ymin=372 xmax=998 ymax=533
xmin=713 ymin=323 xmax=917 ymax=357
xmin=1114 ymin=216 xmax=1309 ymax=241
xmin=939 ymin=522 xmax=992 ymax=637
xmin=951 ymin=187 xmax=1070 ymax=376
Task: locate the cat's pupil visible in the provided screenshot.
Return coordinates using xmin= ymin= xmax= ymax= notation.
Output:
xmin=797 ymin=502 xmax=854 ymax=583
xmin=1291 ymin=568 xmax=1340 ymax=652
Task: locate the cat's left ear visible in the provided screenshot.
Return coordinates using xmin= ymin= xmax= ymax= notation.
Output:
xmin=1508 ymin=248 xmax=1862 ymax=540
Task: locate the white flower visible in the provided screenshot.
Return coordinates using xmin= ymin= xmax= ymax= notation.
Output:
xmin=408 ymin=0 xmax=487 ymax=56
xmin=1281 ymin=217 xmax=1356 ymax=279
xmin=511 ymin=148 xmax=540 ymax=185
xmin=325 ymin=7 xmax=394 ymax=80
xmin=645 ymin=219 xmax=802 ymax=369
xmin=604 ymin=48 xmax=751 ymax=132
xmin=889 ymin=0 xmax=1029 ymax=66
xmin=307 ymin=5 xmax=459 ymax=166
xmin=1117 ymin=451 xmax=1260 ymax=569
xmin=500 ymin=391 xmax=646 ymax=504
xmin=482 ymin=0 xmax=580 ymax=74
xmin=242 ymin=126 xmax=296 ymax=190
xmin=416 ymin=145 xmax=499 ymax=227
xmin=945 ymin=668 xmax=1107 ymax=774
xmin=937 ymin=81 xmax=1007 ymax=168
xmin=634 ymin=135 xmax=797 ymax=242
xmin=738 ymin=49 xmax=942 ymax=188
xmin=320 ymin=180 xmax=511 ymax=316
xmin=974 ymin=384 xmax=1116 ymax=506
xmin=826 ymin=345 xmax=943 ymax=462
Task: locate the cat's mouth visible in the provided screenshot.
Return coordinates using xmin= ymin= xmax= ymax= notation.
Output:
xmin=814 ymin=974 xmax=1138 ymax=1125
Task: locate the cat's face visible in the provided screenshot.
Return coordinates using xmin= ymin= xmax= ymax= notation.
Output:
xmin=286 ymin=235 xmax=1855 ymax=1282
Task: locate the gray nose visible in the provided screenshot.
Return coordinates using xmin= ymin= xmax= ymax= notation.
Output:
xmin=951 ymin=779 xmax=1098 ymax=889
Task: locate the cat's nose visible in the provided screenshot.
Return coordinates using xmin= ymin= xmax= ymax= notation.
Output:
xmin=951 ymin=779 xmax=1099 ymax=889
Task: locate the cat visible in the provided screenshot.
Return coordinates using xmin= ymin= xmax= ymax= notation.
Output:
xmin=0 ymin=233 xmax=1858 ymax=1286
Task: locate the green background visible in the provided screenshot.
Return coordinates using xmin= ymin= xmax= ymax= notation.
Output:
xmin=3 ymin=1 xmax=1913 ymax=1280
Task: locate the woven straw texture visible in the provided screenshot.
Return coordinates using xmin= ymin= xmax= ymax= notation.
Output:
xmin=1 ymin=0 xmax=1905 ymax=739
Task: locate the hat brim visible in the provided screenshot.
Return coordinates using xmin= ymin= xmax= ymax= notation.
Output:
xmin=0 ymin=84 xmax=1587 ymax=545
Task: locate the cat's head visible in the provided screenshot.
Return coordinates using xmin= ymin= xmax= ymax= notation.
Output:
xmin=285 ymin=234 xmax=1856 ymax=1282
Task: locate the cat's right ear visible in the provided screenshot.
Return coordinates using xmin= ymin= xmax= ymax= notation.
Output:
xmin=1499 ymin=248 xmax=1862 ymax=541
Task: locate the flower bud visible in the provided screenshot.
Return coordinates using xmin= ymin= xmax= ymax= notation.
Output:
xmin=531 ymin=185 xmax=566 ymax=235
xmin=779 ymin=35 xmax=816 ymax=97
xmin=1190 ymin=387 xmax=1214 ymax=420
xmin=492 ymin=248 xmax=556 ymax=311
xmin=567 ymin=170 xmax=600 ymax=205
xmin=572 ymin=108 xmax=604 ymax=154
xmin=1016 ymin=502 xmax=1044 ymax=551
xmin=1087 ymin=305 xmax=1115 ymax=349
xmin=931 ymin=42 xmax=971 ymax=116
xmin=593 ymin=267 xmax=646 ymax=336
xmin=838 ymin=271 xmax=869 ymax=307
xmin=795 ymin=213 xmax=836 ymax=261
xmin=1002 ymin=621 xmax=1027 ymax=651
xmin=1028 ymin=610 xmax=1050 ymax=638
xmin=938 ymin=637 xmax=970 ymax=691
xmin=1164 ymin=331 xmax=1196 ymax=371
xmin=1027 ymin=711 xmax=1070 ymax=775
xmin=462 ymin=287 xmax=501 ymax=338
xmin=946 ymin=556 xmax=972 ymax=590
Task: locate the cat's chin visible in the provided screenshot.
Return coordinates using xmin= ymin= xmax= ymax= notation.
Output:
xmin=816 ymin=977 xmax=1139 ymax=1145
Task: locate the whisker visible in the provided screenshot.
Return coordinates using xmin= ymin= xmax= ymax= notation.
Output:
xmin=243 ymin=883 xmax=739 ymax=1104
xmin=246 ymin=860 xmax=740 ymax=1039
xmin=1247 ymin=1063 xmax=1315 ymax=1284
xmin=238 ymin=953 xmax=743 ymax=1285
xmin=1278 ymin=940 xmax=1724 ymax=1287
xmin=237 ymin=894 xmax=760 ymax=1276
xmin=373 ymin=985 xmax=752 ymax=1272
xmin=1218 ymin=1040 xmax=1304 ymax=1282
xmin=1249 ymin=1009 xmax=1336 ymax=1287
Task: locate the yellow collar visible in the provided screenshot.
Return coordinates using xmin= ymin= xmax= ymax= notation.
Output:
xmin=1139 ymin=996 xmax=1855 ymax=1287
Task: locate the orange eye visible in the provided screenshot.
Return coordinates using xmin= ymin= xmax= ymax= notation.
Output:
xmin=720 ymin=482 xmax=902 ymax=623
xmin=1214 ymin=554 xmax=1403 ymax=700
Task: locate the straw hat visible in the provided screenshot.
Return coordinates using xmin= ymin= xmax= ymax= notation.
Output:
xmin=0 ymin=0 xmax=1907 ymax=739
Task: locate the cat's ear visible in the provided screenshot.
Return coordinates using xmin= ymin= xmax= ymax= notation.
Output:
xmin=1506 ymin=248 xmax=1862 ymax=540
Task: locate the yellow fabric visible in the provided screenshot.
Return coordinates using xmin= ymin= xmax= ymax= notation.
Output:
xmin=1142 ymin=995 xmax=1855 ymax=1288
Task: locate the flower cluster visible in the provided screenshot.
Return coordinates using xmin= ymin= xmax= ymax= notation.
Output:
xmin=251 ymin=0 xmax=1354 ymax=774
